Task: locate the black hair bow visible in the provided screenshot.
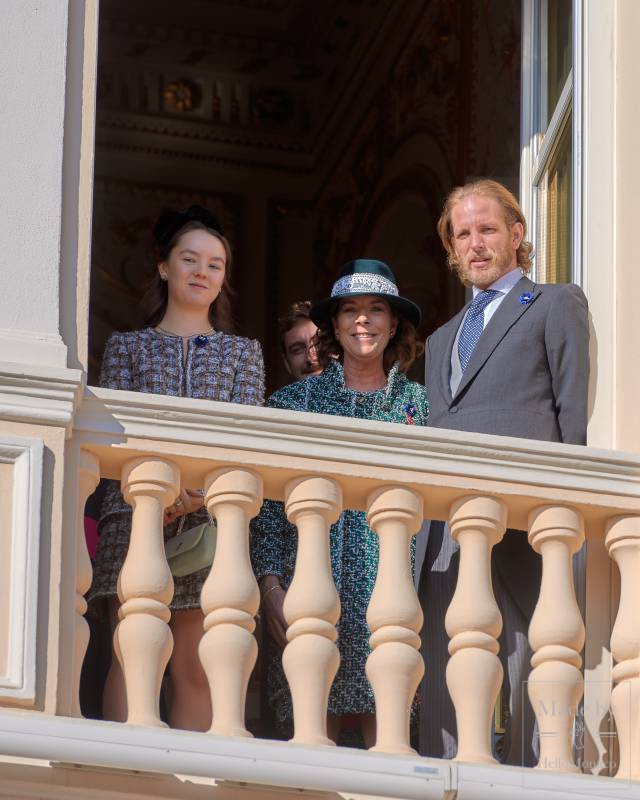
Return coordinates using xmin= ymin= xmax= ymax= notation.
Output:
xmin=152 ymin=205 xmax=224 ymax=246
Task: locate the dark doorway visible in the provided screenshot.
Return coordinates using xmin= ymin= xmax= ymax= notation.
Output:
xmin=89 ymin=0 xmax=521 ymax=391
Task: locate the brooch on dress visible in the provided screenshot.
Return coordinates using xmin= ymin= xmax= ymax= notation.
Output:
xmin=519 ymin=292 xmax=534 ymax=306
xmin=403 ymin=402 xmax=417 ymax=425
xmin=194 ymin=335 xmax=209 ymax=347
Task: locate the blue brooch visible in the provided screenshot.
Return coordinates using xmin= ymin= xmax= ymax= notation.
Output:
xmin=519 ymin=292 xmax=534 ymax=306
xmin=403 ymin=402 xmax=417 ymax=425
xmin=194 ymin=335 xmax=209 ymax=347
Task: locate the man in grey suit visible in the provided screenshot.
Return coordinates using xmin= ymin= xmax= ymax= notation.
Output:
xmin=418 ymin=179 xmax=589 ymax=765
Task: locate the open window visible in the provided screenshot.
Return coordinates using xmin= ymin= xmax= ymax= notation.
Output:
xmin=521 ymin=0 xmax=581 ymax=284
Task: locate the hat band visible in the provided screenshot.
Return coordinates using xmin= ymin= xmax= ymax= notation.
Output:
xmin=331 ymin=273 xmax=399 ymax=298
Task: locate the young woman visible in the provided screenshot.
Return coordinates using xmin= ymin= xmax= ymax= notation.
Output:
xmin=251 ymin=259 xmax=427 ymax=747
xmin=89 ymin=205 xmax=264 ymax=731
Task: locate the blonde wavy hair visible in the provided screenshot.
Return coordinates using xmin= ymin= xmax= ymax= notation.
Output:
xmin=437 ymin=179 xmax=533 ymax=277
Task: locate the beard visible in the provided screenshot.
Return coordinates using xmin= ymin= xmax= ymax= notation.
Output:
xmin=455 ymin=243 xmax=516 ymax=288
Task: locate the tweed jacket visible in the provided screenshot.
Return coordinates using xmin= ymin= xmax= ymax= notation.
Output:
xmin=425 ymin=276 xmax=589 ymax=444
xmin=250 ymin=358 xmax=429 ymax=587
xmin=99 ymin=327 xmax=264 ymax=520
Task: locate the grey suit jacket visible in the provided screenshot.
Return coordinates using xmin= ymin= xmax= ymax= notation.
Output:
xmin=425 ymin=276 xmax=589 ymax=444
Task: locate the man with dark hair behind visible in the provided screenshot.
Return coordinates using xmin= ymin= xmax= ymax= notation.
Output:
xmin=418 ymin=179 xmax=589 ymax=766
xmin=278 ymin=300 xmax=322 ymax=381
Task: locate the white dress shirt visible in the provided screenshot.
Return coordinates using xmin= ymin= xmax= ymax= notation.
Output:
xmin=471 ymin=267 xmax=523 ymax=328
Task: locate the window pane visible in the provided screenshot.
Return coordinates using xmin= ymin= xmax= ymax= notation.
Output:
xmin=547 ymin=0 xmax=572 ymax=119
xmin=542 ymin=116 xmax=572 ymax=283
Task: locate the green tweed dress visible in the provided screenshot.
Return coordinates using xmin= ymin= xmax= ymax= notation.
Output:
xmin=250 ymin=359 xmax=428 ymax=723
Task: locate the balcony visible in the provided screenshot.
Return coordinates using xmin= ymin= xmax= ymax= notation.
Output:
xmin=0 ymin=386 xmax=639 ymax=800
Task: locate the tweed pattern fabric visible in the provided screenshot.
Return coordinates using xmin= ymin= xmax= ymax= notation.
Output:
xmin=250 ymin=359 xmax=428 ymax=720
xmin=90 ymin=328 xmax=265 ymax=610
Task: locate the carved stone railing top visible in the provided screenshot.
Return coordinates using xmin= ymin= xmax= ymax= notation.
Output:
xmin=75 ymin=387 xmax=640 ymax=530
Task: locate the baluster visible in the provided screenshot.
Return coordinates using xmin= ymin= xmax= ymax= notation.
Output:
xmin=199 ymin=467 xmax=263 ymax=737
xmin=528 ymin=505 xmax=585 ymax=772
xmin=72 ymin=450 xmax=100 ymax=717
xmin=605 ymin=515 xmax=640 ymax=780
xmin=282 ymin=476 xmax=342 ymax=746
xmin=115 ymin=457 xmax=179 ymax=727
xmin=446 ymin=495 xmax=506 ymax=763
xmin=365 ymin=486 xmax=423 ymax=754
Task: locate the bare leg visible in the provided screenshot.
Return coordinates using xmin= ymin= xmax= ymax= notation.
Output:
xmin=102 ymin=597 xmax=127 ymax=722
xmin=169 ymin=608 xmax=212 ymax=731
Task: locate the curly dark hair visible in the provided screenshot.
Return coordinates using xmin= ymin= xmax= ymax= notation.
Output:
xmin=313 ymin=299 xmax=422 ymax=374
xmin=141 ymin=220 xmax=236 ymax=333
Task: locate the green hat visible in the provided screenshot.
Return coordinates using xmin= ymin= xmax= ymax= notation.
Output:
xmin=310 ymin=259 xmax=422 ymax=327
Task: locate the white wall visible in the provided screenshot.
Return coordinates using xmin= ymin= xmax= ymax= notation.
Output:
xmin=582 ymin=0 xmax=616 ymax=450
xmin=0 ymin=2 xmax=70 ymax=367
xmin=614 ymin=0 xmax=640 ymax=453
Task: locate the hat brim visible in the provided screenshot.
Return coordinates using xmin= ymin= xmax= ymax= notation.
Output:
xmin=309 ymin=292 xmax=421 ymax=328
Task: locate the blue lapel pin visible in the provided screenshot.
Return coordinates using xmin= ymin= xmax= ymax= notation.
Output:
xmin=403 ymin=402 xmax=417 ymax=425
xmin=519 ymin=291 xmax=534 ymax=306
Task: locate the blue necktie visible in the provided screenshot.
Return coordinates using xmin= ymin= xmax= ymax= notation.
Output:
xmin=457 ymin=289 xmax=500 ymax=372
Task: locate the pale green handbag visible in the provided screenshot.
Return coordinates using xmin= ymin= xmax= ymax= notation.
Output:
xmin=164 ymin=516 xmax=217 ymax=578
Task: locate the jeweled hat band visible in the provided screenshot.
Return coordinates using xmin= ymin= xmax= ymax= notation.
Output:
xmin=330 ymin=273 xmax=400 ymax=298
xmin=309 ymin=258 xmax=422 ymax=327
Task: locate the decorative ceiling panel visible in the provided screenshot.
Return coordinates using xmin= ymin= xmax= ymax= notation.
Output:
xmin=96 ymin=0 xmax=409 ymax=174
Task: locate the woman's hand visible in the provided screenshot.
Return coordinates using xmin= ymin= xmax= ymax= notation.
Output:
xmin=260 ymin=577 xmax=287 ymax=648
xmin=164 ymin=488 xmax=205 ymax=525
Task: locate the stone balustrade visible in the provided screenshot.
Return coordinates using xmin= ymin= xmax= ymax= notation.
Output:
xmin=72 ymin=451 xmax=100 ymax=718
xmin=53 ymin=389 xmax=640 ymax=782
xmin=446 ymin=496 xmax=506 ymax=764
xmin=528 ymin=506 xmax=586 ymax=773
xmin=116 ymin=457 xmax=180 ymax=727
xmin=366 ymin=486 xmax=424 ymax=754
xmin=283 ymin=476 xmax=342 ymax=745
xmin=200 ymin=467 xmax=263 ymax=737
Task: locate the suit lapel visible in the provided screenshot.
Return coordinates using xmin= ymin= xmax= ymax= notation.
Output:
xmin=452 ymin=276 xmax=541 ymax=401
xmin=439 ymin=304 xmax=469 ymax=402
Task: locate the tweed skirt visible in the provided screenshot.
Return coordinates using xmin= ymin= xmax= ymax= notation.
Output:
xmin=89 ymin=509 xmax=210 ymax=611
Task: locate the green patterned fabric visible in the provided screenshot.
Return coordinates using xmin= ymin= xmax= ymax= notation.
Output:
xmin=250 ymin=359 xmax=428 ymax=722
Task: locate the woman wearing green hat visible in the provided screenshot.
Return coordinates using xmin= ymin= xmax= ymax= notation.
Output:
xmin=251 ymin=259 xmax=428 ymax=746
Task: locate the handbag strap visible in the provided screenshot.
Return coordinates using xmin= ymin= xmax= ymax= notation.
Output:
xmin=173 ymin=509 xmax=215 ymax=535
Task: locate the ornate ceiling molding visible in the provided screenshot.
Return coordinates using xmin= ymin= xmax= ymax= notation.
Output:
xmin=95 ymin=0 xmax=403 ymax=182
xmin=97 ymin=110 xmax=309 ymax=153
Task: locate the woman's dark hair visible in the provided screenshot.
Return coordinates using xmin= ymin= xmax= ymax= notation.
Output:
xmin=141 ymin=220 xmax=236 ymax=333
xmin=313 ymin=298 xmax=422 ymax=374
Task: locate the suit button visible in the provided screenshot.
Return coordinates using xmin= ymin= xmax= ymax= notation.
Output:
xmin=449 ymin=406 xmax=458 ymax=414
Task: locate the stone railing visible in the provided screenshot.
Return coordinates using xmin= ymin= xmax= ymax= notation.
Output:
xmin=65 ymin=387 xmax=640 ymax=782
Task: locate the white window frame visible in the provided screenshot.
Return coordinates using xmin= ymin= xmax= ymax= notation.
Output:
xmin=520 ymin=0 xmax=583 ymax=285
